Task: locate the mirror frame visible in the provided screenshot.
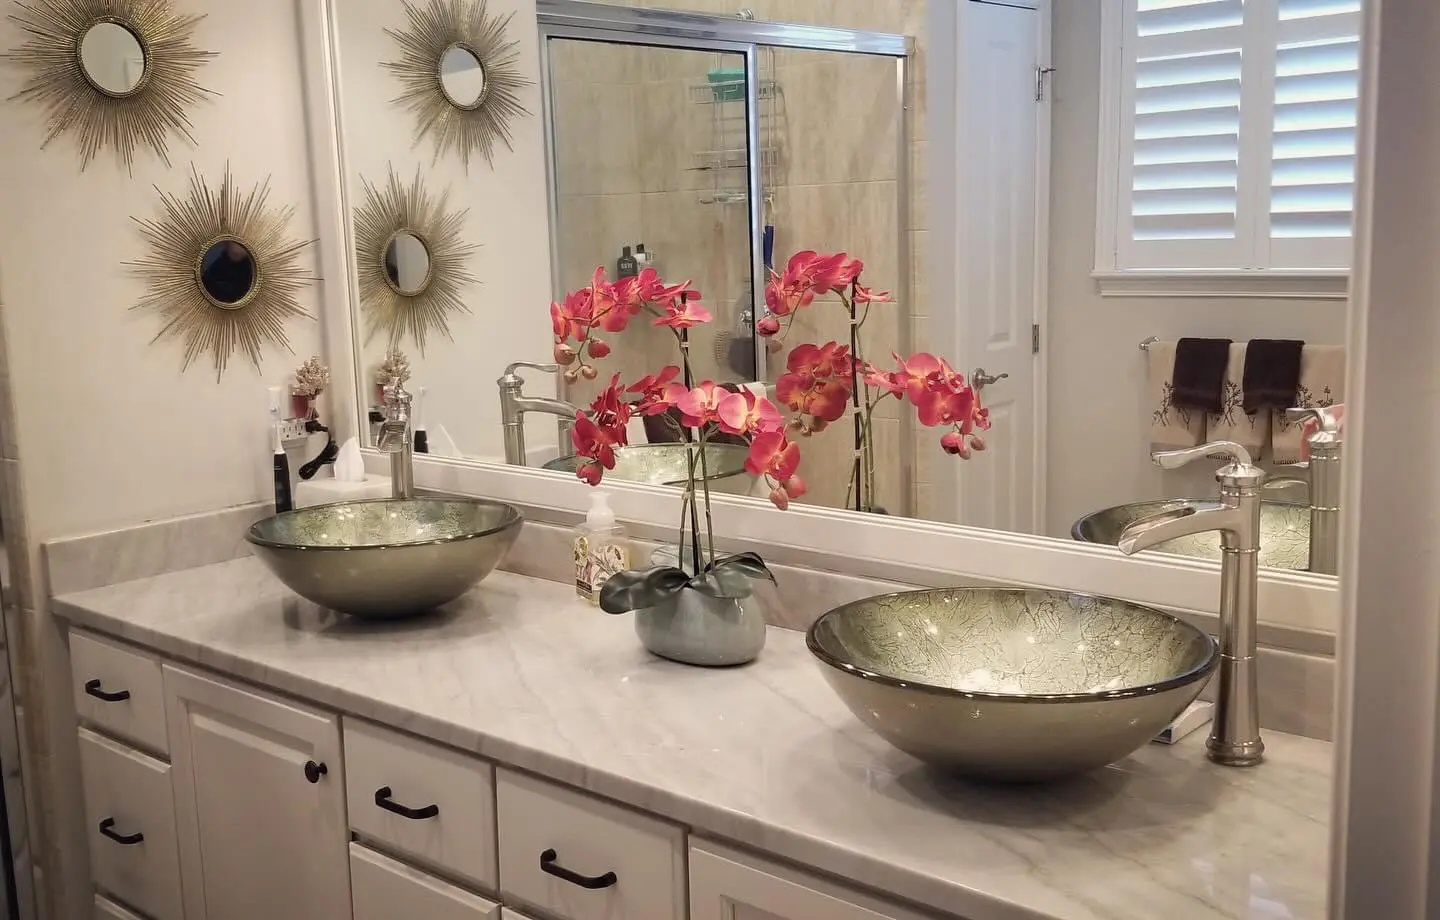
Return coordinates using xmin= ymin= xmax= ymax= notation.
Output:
xmin=128 ymin=166 xmax=316 ymax=380
xmin=353 ymin=165 xmax=478 ymax=353
xmin=298 ymin=0 xmax=1339 ymax=643
xmin=2 ymin=0 xmax=216 ymax=171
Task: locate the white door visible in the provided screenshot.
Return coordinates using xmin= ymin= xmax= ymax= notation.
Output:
xmin=937 ymin=0 xmax=1046 ymax=532
xmin=163 ymin=665 xmax=349 ymax=920
xmin=689 ymin=841 xmax=932 ymax=920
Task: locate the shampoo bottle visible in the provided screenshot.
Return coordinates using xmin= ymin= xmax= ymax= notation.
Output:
xmin=268 ymin=387 xmax=293 ymax=514
xmin=616 ymin=245 xmax=639 ymax=279
xmin=573 ymin=491 xmax=629 ymax=605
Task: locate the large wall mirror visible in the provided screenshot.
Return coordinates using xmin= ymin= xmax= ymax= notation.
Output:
xmin=319 ymin=0 xmax=1355 ymax=607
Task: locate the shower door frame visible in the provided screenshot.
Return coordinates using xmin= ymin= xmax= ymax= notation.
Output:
xmin=535 ymin=0 xmax=917 ymax=514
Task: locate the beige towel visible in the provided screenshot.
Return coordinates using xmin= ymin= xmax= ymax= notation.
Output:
xmin=1148 ymin=340 xmax=1206 ymax=451
xmin=1207 ymin=343 xmax=1268 ymax=459
xmin=1271 ymin=345 xmax=1346 ymax=464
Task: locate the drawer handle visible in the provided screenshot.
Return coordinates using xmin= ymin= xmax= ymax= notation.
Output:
xmin=374 ymin=786 xmax=439 ymax=820
xmin=98 ymin=818 xmax=144 ymax=846
xmin=540 ymin=848 xmax=618 ymax=890
xmin=303 ymin=760 xmax=328 ymax=784
xmin=84 ymin=680 xmax=130 ymax=703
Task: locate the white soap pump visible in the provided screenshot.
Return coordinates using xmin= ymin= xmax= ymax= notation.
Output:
xmin=572 ymin=490 xmax=629 ymax=605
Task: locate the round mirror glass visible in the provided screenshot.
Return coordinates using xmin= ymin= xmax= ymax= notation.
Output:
xmin=439 ymin=44 xmax=486 ymax=108
xmin=79 ymin=22 xmax=145 ymax=96
xmin=384 ymin=232 xmax=432 ymax=295
xmin=198 ymin=240 xmax=256 ymax=307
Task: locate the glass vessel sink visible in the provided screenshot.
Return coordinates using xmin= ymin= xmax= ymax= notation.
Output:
xmin=808 ymin=587 xmax=1218 ymax=781
xmin=544 ymin=443 xmax=757 ymax=495
xmin=1072 ymin=499 xmax=1311 ymax=570
xmin=246 ymin=498 xmax=522 ymax=619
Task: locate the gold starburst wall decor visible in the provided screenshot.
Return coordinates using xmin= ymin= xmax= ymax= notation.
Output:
xmin=355 ymin=165 xmax=478 ymax=353
xmin=129 ymin=165 xmax=316 ymax=380
xmin=383 ymin=0 xmax=531 ymax=171
xmin=4 ymin=0 xmax=217 ymax=172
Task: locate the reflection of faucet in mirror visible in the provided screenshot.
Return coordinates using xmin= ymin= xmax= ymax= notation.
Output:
xmin=1117 ymin=440 xmax=1265 ymax=768
xmin=498 ymin=362 xmax=580 ymax=467
xmin=1270 ymin=406 xmax=1344 ymax=576
xmin=377 ymin=382 xmax=414 ymax=499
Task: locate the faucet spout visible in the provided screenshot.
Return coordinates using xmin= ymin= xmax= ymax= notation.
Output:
xmin=1118 ymin=504 xmax=1247 ymax=556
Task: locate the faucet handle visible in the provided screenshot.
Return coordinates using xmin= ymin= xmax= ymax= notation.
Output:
xmin=1152 ymin=440 xmax=1255 ymax=471
xmin=504 ymin=361 xmax=560 ymax=377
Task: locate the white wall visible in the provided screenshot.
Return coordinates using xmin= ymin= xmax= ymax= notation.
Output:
xmin=333 ymin=0 xmax=554 ymax=461
xmin=1043 ymin=0 xmax=1350 ymax=538
xmin=0 ymin=2 xmax=324 ymax=541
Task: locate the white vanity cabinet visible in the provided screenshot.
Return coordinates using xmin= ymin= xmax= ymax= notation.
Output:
xmin=689 ymin=841 xmax=938 ymax=920
xmin=163 ymin=664 xmax=350 ymax=920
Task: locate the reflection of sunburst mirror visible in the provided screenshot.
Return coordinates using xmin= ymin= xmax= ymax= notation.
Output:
xmin=3 ymin=0 xmax=216 ymax=172
xmin=355 ymin=166 xmax=478 ymax=353
xmin=382 ymin=0 xmax=531 ymax=171
xmin=128 ymin=166 xmax=316 ymax=380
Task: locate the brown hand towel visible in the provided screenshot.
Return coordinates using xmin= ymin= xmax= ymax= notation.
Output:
xmin=1172 ymin=338 xmax=1233 ymax=412
xmin=1242 ymin=339 xmax=1305 ymax=413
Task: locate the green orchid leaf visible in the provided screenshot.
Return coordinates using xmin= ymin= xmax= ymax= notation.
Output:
xmin=686 ymin=553 xmax=775 ymax=599
xmin=598 ymin=566 xmax=691 ymax=614
xmin=707 ymin=551 xmax=776 ymax=585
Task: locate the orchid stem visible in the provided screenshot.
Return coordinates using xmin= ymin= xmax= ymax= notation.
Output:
xmin=679 ymin=318 xmax=703 ymax=576
xmin=846 ymin=282 xmax=864 ymax=513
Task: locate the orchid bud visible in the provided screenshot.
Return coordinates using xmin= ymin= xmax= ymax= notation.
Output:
xmin=969 ymin=436 xmax=987 ymax=452
xmin=756 ymin=315 xmax=781 ymax=337
xmin=768 ymin=486 xmax=791 ymax=511
xmin=588 ymin=338 xmax=612 ymax=359
xmin=553 ymin=342 xmax=577 ymax=366
xmin=940 ymin=431 xmax=964 ymax=455
xmin=580 ymin=364 xmax=599 ymax=381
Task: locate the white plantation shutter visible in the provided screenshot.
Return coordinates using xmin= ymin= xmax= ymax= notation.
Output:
xmin=1106 ymin=0 xmax=1359 ymax=274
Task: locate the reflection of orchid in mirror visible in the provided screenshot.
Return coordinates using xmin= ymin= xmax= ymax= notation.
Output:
xmin=759 ymin=250 xmax=989 ymax=512
xmin=551 ymin=267 xmax=806 ymax=587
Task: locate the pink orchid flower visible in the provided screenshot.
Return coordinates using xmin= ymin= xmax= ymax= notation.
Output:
xmin=550 ymin=287 xmax=594 ymax=343
xmin=854 ymin=283 xmax=891 ymax=305
xmin=653 ymin=298 xmax=713 ymax=330
xmin=716 ymin=390 xmax=783 ymax=436
xmin=776 ymin=373 xmax=850 ymax=426
xmin=675 ymin=381 xmax=726 ymax=426
xmin=861 ymin=361 xmax=905 ymax=398
xmin=745 ymin=429 xmax=801 ymax=480
xmin=787 ymin=341 xmax=852 ymax=379
xmin=626 ymin=365 xmax=681 ymax=414
xmin=891 ymin=352 xmax=944 ymax=404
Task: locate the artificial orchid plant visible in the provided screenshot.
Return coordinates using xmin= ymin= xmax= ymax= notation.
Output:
xmin=759 ymin=250 xmax=990 ymax=512
xmin=552 ymin=267 xmax=799 ymax=613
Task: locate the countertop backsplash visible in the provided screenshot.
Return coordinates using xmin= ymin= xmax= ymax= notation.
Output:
xmin=42 ymin=503 xmax=1335 ymax=740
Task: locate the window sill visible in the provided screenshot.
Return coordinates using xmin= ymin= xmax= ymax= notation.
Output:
xmin=1092 ymin=270 xmax=1349 ymax=300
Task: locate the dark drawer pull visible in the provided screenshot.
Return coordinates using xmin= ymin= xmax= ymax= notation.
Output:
xmin=98 ymin=818 xmax=143 ymax=846
xmin=540 ymin=848 xmax=617 ymax=890
xmin=374 ymin=786 xmax=439 ymax=820
xmin=84 ymin=680 xmax=130 ymax=703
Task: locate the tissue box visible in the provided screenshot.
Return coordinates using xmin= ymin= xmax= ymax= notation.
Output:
xmin=294 ymin=473 xmax=392 ymax=508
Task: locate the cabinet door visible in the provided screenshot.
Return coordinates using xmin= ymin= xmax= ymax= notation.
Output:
xmin=93 ymin=894 xmax=146 ymax=920
xmin=164 ymin=665 xmax=349 ymax=920
xmin=690 ymin=840 xmax=937 ymax=920
xmin=350 ymin=844 xmax=500 ymax=920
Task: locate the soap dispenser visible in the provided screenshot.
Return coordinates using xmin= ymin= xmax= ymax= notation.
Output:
xmin=573 ymin=490 xmax=629 ymax=605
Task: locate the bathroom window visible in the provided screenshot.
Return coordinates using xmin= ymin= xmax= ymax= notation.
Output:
xmin=1094 ymin=0 xmax=1360 ymax=297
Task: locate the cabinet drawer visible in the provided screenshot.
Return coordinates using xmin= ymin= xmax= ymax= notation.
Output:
xmin=71 ymin=632 xmax=167 ymax=755
xmin=93 ymin=894 xmax=146 ymax=920
xmin=351 ymin=844 xmax=500 ymax=920
xmin=500 ymin=910 xmax=543 ymax=920
xmin=496 ymin=769 xmax=685 ymax=920
xmin=344 ymin=719 xmax=497 ymax=891
xmin=78 ymin=728 xmax=183 ymax=920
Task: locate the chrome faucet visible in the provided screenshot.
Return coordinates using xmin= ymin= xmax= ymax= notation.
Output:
xmin=1284 ymin=406 xmax=1343 ymax=576
xmin=498 ymin=362 xmax=580 ymax=467
xmin=1118 ymin=441 xmax=1265 ymax=767
xmin=377 ymin=382 xmax=414 ymax=499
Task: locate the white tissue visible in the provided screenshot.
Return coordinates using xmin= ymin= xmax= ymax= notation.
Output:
xmin=334 ymin=437 xmax=366 ymax=482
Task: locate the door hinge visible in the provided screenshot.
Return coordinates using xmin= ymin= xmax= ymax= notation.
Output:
xmin=1032 ymin=323 xmax=1041 ymax=354
xmin=1034 ymin=66 xmax=1056 ymax=102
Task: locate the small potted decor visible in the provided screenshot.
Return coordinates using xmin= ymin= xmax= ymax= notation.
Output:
xmin=758 ymin=250 xmax=991 ymax=512
xmin=552 ymin=267 xmax=801 ymax=666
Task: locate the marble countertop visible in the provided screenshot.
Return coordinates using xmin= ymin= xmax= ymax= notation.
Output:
xmin=54 ymin=558 xmax=1331 ymax=920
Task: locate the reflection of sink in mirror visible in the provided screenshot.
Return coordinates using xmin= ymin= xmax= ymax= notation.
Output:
xmin=543 ymin=443 xmax=762 ymax=497
xmin=1072 ymin=500 xmax=1310 ymax=571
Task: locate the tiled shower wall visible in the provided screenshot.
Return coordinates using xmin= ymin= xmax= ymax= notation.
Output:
xmin=551 ymin=0 xmax=928 ymax=514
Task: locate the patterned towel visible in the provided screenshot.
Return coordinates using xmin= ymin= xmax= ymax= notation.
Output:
xmin=1271 ymin=345 xmax=1346 ymax=464
xmin=1207 ymin=343 xmax=1268 ymax=459
xmin=1148 ymin=340 xmax=1206 ymax=451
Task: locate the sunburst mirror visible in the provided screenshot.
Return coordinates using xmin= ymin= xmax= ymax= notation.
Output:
xmin=382 ymin=0 xmax=531 ymax=171
xmin=129 ymin=165 xmax=316 ymax=380
xmin=3 ymin=0 xmax=216 ymax=172
xmin=354 ymin=165 xmax=478 ymax=353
